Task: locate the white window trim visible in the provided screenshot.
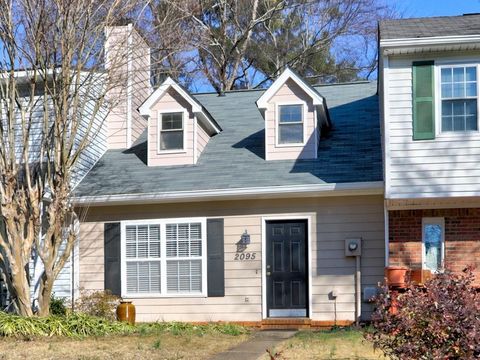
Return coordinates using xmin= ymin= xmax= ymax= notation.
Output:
xmin=275 ymin=101 xmax=308 ymax=147
xmin=421 ymin=217 xmax=445 ymax=272
xmin=157 ymin=109 xmax=188 ymax=154
xmin=120 ymin=217 xmax=207 ymax=298
xmin=435 ymin=62 xmax=480 ymax=138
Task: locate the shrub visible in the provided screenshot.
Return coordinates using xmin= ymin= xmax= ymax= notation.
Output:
xmin=366 ymin=267 xmax=480 ymax=359
xmin=49 ymin=294 xmax=68 ymax=316
xmin=0 ymin=313 xmax=248 ymax=339
xmin=74 ymin=290 xmax=120 ymax=321
xmin=0 ymin=312 xmax=133 ymax=338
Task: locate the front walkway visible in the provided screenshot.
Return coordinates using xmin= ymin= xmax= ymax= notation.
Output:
xmin=209 ymin=330 xmax=297 ymax=360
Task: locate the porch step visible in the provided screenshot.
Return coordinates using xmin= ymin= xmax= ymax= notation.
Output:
xmin=261 ymin=318 xmax=311 ymax=330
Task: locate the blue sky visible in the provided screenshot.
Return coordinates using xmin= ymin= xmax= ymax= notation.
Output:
xmin=393 ymin=0 xmax=480 ymax=18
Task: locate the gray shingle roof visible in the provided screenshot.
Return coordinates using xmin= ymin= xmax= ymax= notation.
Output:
xmin=380 ymin=14 xmax=480 ymax=40
xmin=73 ymin=81 xmax=382 ymax=198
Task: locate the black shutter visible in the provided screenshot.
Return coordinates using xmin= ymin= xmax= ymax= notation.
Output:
xmin=104 ymin=222 xmax=121 ymax=296
xmin=207 ymin=218 xmax=225 ymax=297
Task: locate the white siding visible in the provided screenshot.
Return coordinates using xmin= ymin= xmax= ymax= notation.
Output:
xmin=385 ymin=51 xmax=480 ymax=199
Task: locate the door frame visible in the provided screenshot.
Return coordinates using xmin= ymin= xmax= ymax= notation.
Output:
xmin=261 ymin=214 xmax=313 ymax=319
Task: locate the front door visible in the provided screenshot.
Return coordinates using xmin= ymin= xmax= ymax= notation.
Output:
xmin=266 ymin=220 xmax=308 ymax=317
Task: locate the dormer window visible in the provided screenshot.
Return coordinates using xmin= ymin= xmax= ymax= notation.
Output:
xmin=440 ymin=66 xmax=478 ymax=132
xmin=159 ymin=112 xmax=184 ymax=151
xmin=278 ymin=104 xmax=304 ymax=144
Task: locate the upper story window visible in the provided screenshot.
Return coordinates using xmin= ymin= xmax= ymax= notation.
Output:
xmin=159 ymin=112 xmax=184 ymax=151
xmin=440 ymin=66 xmax=478 ymax=132
xmin=278 ymin=104 xmax=304 ymax=144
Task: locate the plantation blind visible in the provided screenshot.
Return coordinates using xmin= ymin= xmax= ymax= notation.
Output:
xmin=166 ymin=223 xmax=203 ymax=293
xmin=412 ymin=61 xmax=435 ymax=140
xmin=125 ymin=224 xmax=161 ymax=294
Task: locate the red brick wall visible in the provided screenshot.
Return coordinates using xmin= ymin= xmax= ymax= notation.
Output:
xmin=389 ymin=209 xmax=480 ymax=279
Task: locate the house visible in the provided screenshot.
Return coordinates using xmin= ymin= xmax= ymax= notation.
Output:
xmin=379 ymin=14 xmax=480 ymax=281
xmin=72 ymin=25 xmax=385 ymax=326
xmin=4 ymin=14 xmax=480 ymax=326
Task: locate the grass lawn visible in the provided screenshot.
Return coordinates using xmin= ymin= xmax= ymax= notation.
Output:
xmin=259 ymin=328 xmax=387 ymax=360
xmin=0 ymin=331 xmax=250 ymax=360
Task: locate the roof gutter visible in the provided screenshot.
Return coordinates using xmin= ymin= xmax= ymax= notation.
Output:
xmin=380 ymin=34 xmax=480 ymax=51
xmin=73 ymin=181 xmax=384 ymax=207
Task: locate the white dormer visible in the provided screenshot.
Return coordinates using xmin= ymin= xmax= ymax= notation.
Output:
xmin=256 ymin=68 xmax=329 ymax=161
xmin=139 ymin=77 xmax=221 ymax=166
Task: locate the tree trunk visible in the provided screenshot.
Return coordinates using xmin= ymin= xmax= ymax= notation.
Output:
xmin=9 ymin=266 xmax=33 ymax=316
xmin=37 ymin=272 xmax=54 ymax=316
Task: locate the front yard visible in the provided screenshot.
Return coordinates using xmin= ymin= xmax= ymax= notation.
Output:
xmin=0 ymin=331 xmax=250 ymax=360
xmin=260 ymin=328 xmax=387 ymax=360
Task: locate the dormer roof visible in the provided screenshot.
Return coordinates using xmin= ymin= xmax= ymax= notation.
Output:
xmin=256 ymin=67 xmax=325 ymax=109
xmin=139 ymin=77 xmax=221 ymax=134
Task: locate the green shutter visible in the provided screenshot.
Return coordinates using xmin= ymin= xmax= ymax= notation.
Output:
xmin=412 ymin=61 xmax=435 ymax=140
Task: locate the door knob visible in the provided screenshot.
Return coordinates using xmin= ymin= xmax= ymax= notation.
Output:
xmin=266 ymin=271 xmax=271 ymax=276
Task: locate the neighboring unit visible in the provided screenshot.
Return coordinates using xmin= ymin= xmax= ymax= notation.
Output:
xmin=379 ymin=14 xmax=480 ymax=281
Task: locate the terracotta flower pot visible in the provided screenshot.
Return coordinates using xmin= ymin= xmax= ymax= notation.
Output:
xmin=385 ymin=266 xmax=408 ymax=289
xmin=409 ymin=268 xmax=433 ymax=285
xmin=116 ymin=300 xmax=136 ymax=325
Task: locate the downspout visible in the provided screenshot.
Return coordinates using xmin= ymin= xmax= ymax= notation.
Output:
xmin=355 ymin=255 xmax=361 ymax=326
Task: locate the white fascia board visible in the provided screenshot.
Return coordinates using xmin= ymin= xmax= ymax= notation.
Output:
xmin=73 ymin=181 xmax=384 ymax=206
xmin=139 ymin=77 xmax=202 ymax=117
xmin=256 ymin=68 xmax=323 ymax=109
xmin=138 ymin=77 xmax=220 ymax=134
xmin=380 ymin=34 xmax=480 ymax=51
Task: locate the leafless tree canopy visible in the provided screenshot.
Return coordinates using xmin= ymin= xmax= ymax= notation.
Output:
xmin=147 ymin=0 xmax=395 ymax=92
xmin=0 ymin=0 xmax=148 ymax=316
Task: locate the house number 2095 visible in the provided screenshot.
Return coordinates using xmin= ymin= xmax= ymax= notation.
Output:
xmin=234 ymin=252 xmax=256 ymax=260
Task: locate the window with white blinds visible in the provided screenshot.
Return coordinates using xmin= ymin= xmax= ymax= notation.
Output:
xmin=121 ymin=218 xmax=206 ymax=297
xmin=166 ymin=223 xmax=202 ymax=293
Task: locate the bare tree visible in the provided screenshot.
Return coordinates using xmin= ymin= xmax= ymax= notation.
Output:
xmin=148 ymin=0 xmax=395 ymax=91
xmin=150 ymin=0 xmax=286 ymax=93
xmin=0 ymin=0 xmax=149 ymax=316
xmin=250 ymin=0 xmax=394 ymax=87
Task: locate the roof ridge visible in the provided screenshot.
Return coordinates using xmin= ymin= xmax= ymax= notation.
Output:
xmin=193 ymin=80 xmax=374 ymax=96
xmin=380 ymin=13 xmax=480 ymax=25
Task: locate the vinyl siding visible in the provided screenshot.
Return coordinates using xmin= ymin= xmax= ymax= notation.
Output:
xmin=78 ymin=195 xmax=385 ymax=322
xmin=265 ymin=79 xmax=317 ymax=160
xmin=385 ymin=51 xmax=480 ymax=199
xmin=196 ymin=122 xmax=210 ymax=161
xmin=148 ymin=88 xmax=195 ymax=166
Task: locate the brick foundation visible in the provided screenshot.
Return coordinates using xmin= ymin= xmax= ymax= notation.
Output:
xmin=389 ymin=209 xmax=480 ymax=280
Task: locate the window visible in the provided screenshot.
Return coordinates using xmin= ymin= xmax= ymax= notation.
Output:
xmin=422 ymin=218 xmax=444 ymax=272
xmin=125 ymin=224 xmax=161 ymax=294
xmin=122 ymin=218 xmax=206 ymax=297
xmin=159 ymin=112 xmax=184 ymax=151
xmin=440 ymin=66 xmax=478 ymax=132
xmin=278 ymin=104 xmax=304 ymax=144
xmin=166 ymin=223 xmax=202 ymax=293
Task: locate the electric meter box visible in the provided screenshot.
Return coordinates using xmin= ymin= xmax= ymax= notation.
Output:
xmin=345 ymin=238 xmax=362 ymax=257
